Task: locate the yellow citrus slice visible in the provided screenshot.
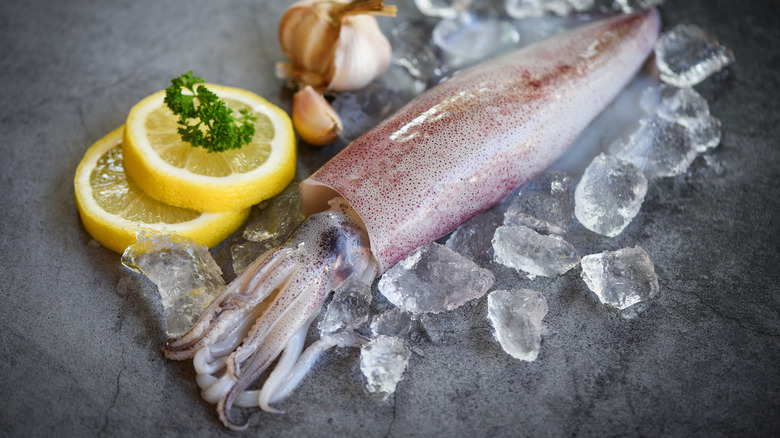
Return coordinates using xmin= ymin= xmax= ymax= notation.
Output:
xmin=74 ymin=126 xmax=250 ymax=253
xmin=122 ymin=84 xmax=296 ymax=212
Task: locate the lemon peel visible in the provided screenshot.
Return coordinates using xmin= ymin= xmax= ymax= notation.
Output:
xmin=123 ymin=84 xmax=296 ymax=213
xmin=74 ymin=126 xmax=250 ymax=253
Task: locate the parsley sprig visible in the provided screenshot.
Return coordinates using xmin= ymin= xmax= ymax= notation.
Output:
xmin=164 ymin=71 xmax=256 ymax=153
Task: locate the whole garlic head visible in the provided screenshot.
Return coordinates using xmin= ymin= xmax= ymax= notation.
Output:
xmin=278 ymin=0 xmax=396 ymax=92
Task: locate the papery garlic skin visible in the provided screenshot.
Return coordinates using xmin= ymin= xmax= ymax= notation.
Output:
xmin=278 ymin=0 xmax=396 ymax=92
xmin=293 ymin=85 xmax=344 ymax=145
xmin=329 ymin=14 xmax=392 ymax=91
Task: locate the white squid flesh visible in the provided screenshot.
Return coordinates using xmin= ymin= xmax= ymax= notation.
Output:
xmin=163 ymin=10 xmax=660 ymax=430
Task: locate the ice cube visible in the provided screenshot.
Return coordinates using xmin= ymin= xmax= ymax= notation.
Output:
xmin=318 ymin=276 xmax=373 ymax=336
xmin=654 ymin=24 xmax=735 ymax=87
xmin=614 ymin=0 xmax=663 ymax=13
xmin=487 ymin=289 xmax=548 ymax=361
xmin=635 ymin=85 xmax=722 ymax=154
xmin=580 ymin=246 xmax=659 ymax=310
xmin=657 ymin=86 xmax=722 ymax=152
xmin=242 ymin=184 xmax=304 ymax=242
xmin=233 ymin=184 xmax=305 ymax=274
xmin=492 ymin=225 xmax=580 ymax=278
xmin=370 ymin=308 xmax=414 ymax=338
xmin=655 ymin=85 xmax=710 ymax=127
xmin=378 ymin=242 xmax=495 ymax=314
xmin=638 ymin=84 xmax=662 ymax=114
xmin=505 ymin=0 xmax=546 ymax=19
xmin=432 ymin=11 xmax=520 ymax=67
xmin=505 ymin=0 xmax=595 ymax=19
xmin=360 ymin=335 xmax=412 ymax=395
xmin=414 ymin=0 xmax=474 ymax=18
xmin=445 ymin=207 xmax=503 ymax=260
xmin=609 ymin=115 xmax=698 ymax=180
xmin=389 ymin=21 xmax=446 ymax=85
xmin=230 ymin=241 xmax=272 ymax=277
xmin=688 ymin=114 xmax=722 ymax=152
xmin=333 ymin=81 xmax=417 ymax=143
xmin=574 ymin=154 xmax=648 ymax=237
xmin=418 ymin=313 xmax=448 ymax=343
xmin=503 ymin=170 xmax=574 ymax=235
xmin=121 ymin=233 xmax=225 ymax=338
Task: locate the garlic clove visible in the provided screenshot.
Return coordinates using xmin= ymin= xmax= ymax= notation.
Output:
xmin=292 ymin=86 xmax=344 ymax=146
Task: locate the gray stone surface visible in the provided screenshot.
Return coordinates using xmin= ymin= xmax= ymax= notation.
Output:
xmin=1 ymin=0 xmax=779 ymax=436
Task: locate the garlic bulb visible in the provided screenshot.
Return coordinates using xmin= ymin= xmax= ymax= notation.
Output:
xmin=292 ymin=85 xmax=343 ymax=145
xmin=278 ymin=0 xmax=396 ymax=92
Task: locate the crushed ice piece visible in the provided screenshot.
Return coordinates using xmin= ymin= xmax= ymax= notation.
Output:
xmin=414 ymin=0 xmax=474 ymax=18
xmin=445 ymin=207 xmax=503 ymax=260
xmin=505 ymin=0 xmax=546 ymax=19
xmin=419 ymin=314 xmax=448 ymax=343
xmin=654 ymin=24 xmax=735 ymax=87
xmin=688 ymin=114 xmax=722 ymax=152
xmin=432 ymin=11 xmax=520 ymax=67
xmin=389 ymin=21 xmax=446 ymax=85
xmin=574 ymin=154 xmax=648 ymax=237
xmin=360 ymin=335 xmax=412 ymax=395
xmin=318 ymin=276 xmax=373 ymax=336
xmin=233 ymin=185 xmax=305 ymax=275
xmin=687 ymin=154 xmax=726 ymax=179
xmin=333 ymin=81 xmax=417 ymax=143
xmin=487 ymin=289 xmax=548 ymax=361
xmin=638 ymin=84 xmax=662 ymax=114
xmin=230 ymin=241 xmax=272 ymax=276
xmin=242 ymin=184 xmax=304 ymax=242
xmin=609 ymin=115 xmax=698 ymax=180
xmin=492 ymin=225 xmax=580 ymax=278
xmin=614 ymin=0 xmax=663 ymax=13
xmin=503 ymin=170 xmax=574 ymax=235
xmin=580 ymin=246 xmax=659 ymax=310
xmin=378 ymin=242 xmax=495 ymax=314
xmin=655 ymin=86 xmax=722 ymax=151
xmin=655 ymin=85 xmax=710 ymax=127
xmin=504 ymin=0 xmax=594 ymax=19
xmin=636 ymin=85 xmax=722 ymax=154
xmin=370 ymin=308 xmax=414 ymax=338
xmin=121 ymin=233 xmax=225 ymax=338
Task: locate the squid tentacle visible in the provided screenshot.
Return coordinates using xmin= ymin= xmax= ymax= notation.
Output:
xmin=166 ymin=198 xmax=375 ymax=431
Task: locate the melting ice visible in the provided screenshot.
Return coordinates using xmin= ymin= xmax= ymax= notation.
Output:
xmin=654 ymin=24 xmax=735 ymax=87
xmin=371 ymin=308 xmax=414 ymax=338
xmin=360 ymin=335 xmax=412 ymax=395
xmin=487 ymin=289 xmax=548 ymax=361
xmin=231 ymin=185 xmax=305 ymax=275
xmin=318 ymin=276 xmax=373 ymax=336
xmin=580 ymin=246 xmax=659 ymax=309
xmin=641 ymin=84 xmax=722 ymax=153
xmin=121 ymin=233 xmax=225 ymax=338
xmin=445 ymin=207 xmax=503 ymax=260
xmin=414 ymin=0 xmax=474 ymax=18
xmin=378 ymin=242 xmax=495 ymax=314
xmin=574 ymin=154 xmax=648 ymax=237
xmin=503 ymin=170 xmax=574 ymax=235
xmin=492 ymin=225 xmax=580 ymax=278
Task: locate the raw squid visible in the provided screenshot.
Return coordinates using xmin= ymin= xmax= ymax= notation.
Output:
xmin=164 ymin=9 xmax=660 ymax=430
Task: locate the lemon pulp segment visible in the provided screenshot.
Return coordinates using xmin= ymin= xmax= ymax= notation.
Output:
xmin=74 ymin=126 xmax=250 ymax=253
xmin=122 ymin=84 xmax=296 ymax=213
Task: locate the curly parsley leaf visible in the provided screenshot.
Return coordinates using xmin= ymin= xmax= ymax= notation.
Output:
xmin=164 ymin=71 xmax=256 ymax=153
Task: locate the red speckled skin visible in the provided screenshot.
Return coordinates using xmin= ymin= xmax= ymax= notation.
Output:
xmin=301 ymin=10 xmax=660 ymax=272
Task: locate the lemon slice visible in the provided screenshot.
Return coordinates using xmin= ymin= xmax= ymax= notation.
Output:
xmin=122 ymin=84 xmax=296 ymax=212
xmin=74 ymin=126 xmax=251 ymax=253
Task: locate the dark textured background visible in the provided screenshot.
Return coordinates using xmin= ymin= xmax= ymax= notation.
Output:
xmin=1 ymin=0 xmax=779 ymax=436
